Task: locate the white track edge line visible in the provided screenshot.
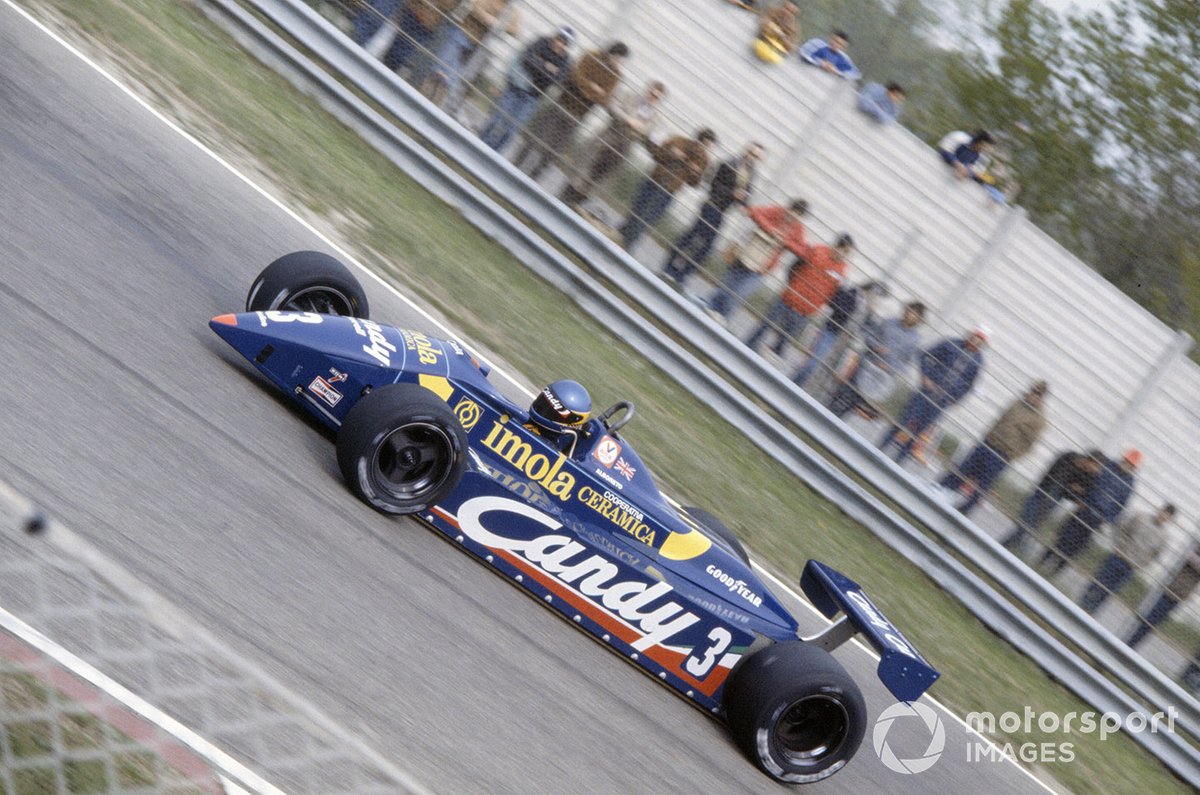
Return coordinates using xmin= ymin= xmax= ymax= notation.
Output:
xmin=5 ymin=1 xmax=1059 ymax=791
xmin=0 ymin=603 xmax=286 ymax=795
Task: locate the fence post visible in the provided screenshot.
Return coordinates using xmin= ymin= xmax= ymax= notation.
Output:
xmin=938 ymin=204 xmax=1026 ymax=324
xmin=877 ymin=226 xmax=922 ymax=286
xmin=601 ymin=0 xmax=640 ymax=41
xmin=772 ymin=79 xmax=857 ymax=182
xmin=1102 ymin=330 xmax=1195 ymax=449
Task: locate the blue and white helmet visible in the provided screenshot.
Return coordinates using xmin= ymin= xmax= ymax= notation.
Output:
xmin=530 ymin=380 xmax=592 ymax=436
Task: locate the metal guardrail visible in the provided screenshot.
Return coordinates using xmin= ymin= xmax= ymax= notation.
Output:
xmin=199 ymin=0 xmax=1200 ymax=781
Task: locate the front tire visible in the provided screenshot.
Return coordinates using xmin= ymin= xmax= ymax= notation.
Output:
xmin=723 ymin=641 xmax=866 ymax=784
xmin=246 ymin=250 xmax=369 ymax=318
xmin=337 ymin=384 xmax=467 ymax=514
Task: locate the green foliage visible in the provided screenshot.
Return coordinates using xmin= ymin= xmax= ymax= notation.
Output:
xmin=1064 ymin=0 xmax=1200 ymax=340
xmin=795 ymin=0 xmax=1200 ymax=355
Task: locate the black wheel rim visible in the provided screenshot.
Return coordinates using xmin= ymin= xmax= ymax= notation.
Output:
xmin=371 ymin=422 xmax=455 ymax=500
xmin=282 ymin=286 xmax=356 ymax=316
xmin=773 ymin=695 xmax=849 ymax=767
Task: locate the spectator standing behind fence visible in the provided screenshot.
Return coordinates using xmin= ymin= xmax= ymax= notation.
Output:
xmin=351 ymin=0 xmax=397 ymax=47
xmin=479 ymin=28 xmax=573 ymax=152
xmin=880 ymin=327 xmax=987 ymax=464
xmin=937 ymin=380 xmax=1048 ymax=515
xmin=1038 ymin=449 xmax=1141 ymax=576
xmin=827 ymin=301 xmax=925 ymax=419
xmin=559 ymin=81 xmax=666 ymax=210
xmin=514 ymin=42 xmax=629 ymax=180
xmin=1080 ymin=504 xmax=1176 ymax=615
xmin=745 ymin=235 xmax=854 ymax=357
xmin=1127 ymin=536 xmax=1200 ymax=648
xmin=704 ymin=200 xmax=809 ymax=319
xmin=858 ymin=82 xmax=906 ymax=124
xmin=939 ymin=129 xmax=995 ymax=181
xmin=792 ymin=280 xmax=885 ymax=390
xmin=662 ymin=143 xmax=762 ymax=285
xmin=419 ymin=0 xmax=521 ymax=107
xmin=1001 ymin=450 xmax=1103 ymax=555
xmin=798 ymin=31 xmax=861 ymax=80
xmin=754 ymin=2 xmax=800 ymax=62
xmin=618 ymin=129 xmax=716 ymax=250
xmin=353 ymin=0 xmax=458 ymax=75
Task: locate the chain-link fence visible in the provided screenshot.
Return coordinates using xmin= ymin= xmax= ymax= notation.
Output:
xmin=1 ymin=628 xmax=219 ymax=795
xmin=301 ymin=0 xmax=1200 ymax=694
xmin=0 ymin=492 xmax=412 ymax=795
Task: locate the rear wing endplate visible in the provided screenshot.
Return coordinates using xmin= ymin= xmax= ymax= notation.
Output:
xmin=800 ymin=560 xmax=940 ymax=702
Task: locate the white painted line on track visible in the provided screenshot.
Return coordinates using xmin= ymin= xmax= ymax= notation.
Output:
xmin=3 ymin=1 xmax=1057 ymax=792
xmin=219 ymin=778 xmax=253 ymax=795
xmin=0 ymin=603 xmax=286 ymax=795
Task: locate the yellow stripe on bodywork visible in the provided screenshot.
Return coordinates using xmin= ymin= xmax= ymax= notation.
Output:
xmin=659 ymin=528 xmax=712 ymax=560
xmin=418 ymin=374 xmax=454 ymax=402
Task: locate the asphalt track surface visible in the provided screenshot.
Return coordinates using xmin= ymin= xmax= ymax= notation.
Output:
xmin=0 ymin=4 xmax=1053 ymax=793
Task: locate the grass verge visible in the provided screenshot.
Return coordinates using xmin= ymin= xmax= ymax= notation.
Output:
xmin=0 ymin=667 xmax=205 ymax=793
xmin=21 ymin=0 xmax=1194 ymax=791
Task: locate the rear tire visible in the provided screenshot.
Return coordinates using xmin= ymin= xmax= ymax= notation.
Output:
xmin=684 ymin=506 xmax=750 ymax=564
xmin=723 ymin=641 xmax=866 ymax=784
xmin=337 ymin=384 xmax=467 ymax=514
xmin=246 ymin=251 xmax=369 ymax=318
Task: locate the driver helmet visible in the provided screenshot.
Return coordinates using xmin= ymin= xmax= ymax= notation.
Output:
xmin=529 ymin=380 xmax=592 ymax=438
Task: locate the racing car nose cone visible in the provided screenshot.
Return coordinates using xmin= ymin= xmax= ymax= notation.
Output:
xmin=211 ymin=314 xmax=238 ymax=327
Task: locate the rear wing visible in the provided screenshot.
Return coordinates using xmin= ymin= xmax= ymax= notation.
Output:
xmin=800 ymin=560 xmax=940 ymax=702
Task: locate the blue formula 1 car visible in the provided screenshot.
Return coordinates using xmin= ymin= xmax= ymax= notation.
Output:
xmin=211 ymin=251 xmax=940 ymax=784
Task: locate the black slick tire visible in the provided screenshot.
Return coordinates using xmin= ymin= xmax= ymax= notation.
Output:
xmin=336 ymin=384 xmax=467 ymax=514
xmin=246 ymin=250 xmax=369 ymax=318
xmin=723 ymin=640 xmax=866 ymax=784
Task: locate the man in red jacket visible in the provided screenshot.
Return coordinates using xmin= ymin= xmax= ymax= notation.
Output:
xmin=746 ymin=234 xmax=854 ymax=356
xmin=704 ymin=199 xmax=809 ymax=319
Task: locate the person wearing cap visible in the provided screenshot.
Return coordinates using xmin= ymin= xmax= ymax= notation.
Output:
xmin=880 ymin=327 xmax=987 ymax=464
xmin=745 ymin=234 xmax=855 ymax=357
xmin=1080 ymin=503 xmax=1176 ymax=614
xmin=480 ymin=28 xmax=574 ymax=152
xmin=1039 ymin=448 xmax=1141 ymax=576
xmin=619 ymin=128 xmax=717 ymax=249
xmin=938 ymin=380 xmax=1048 ymax=515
